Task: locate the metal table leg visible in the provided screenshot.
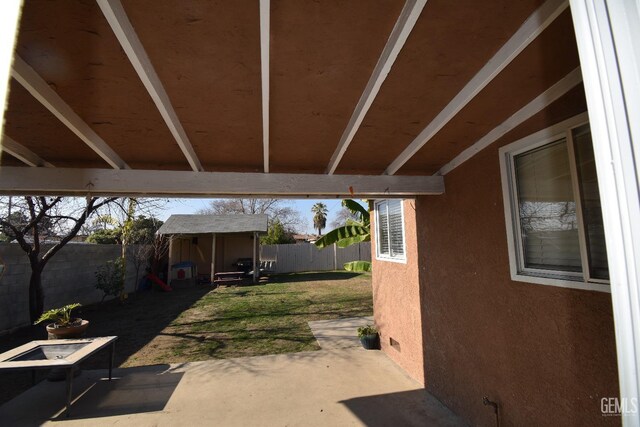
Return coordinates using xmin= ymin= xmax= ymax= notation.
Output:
xmin=65 ymin=367 xmax=73 ymax=418
xmin=109 ymin=341 xmax=115 ymax=381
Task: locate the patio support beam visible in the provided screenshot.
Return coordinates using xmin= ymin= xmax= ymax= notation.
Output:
xmin=325 ymin=0 xmax=427 ymax=175
xmin=384 ymin=0 xmax=569 ymax=175
xmin=97 ymin=0 xmax=204 ymax=172
xmin=0 ymin=167 xmax=445 ymax=198
xmin=260 ymin=0 xmax=270 ymax=173
xmin=11 ymin=56 xmax=129 ymax=170
xmin=438 ymin=66 xmax=583 ymax=175
xmin=1 ymin=135 xmax=55 ymax=168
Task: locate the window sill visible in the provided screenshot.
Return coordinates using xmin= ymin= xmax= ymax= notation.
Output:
xmin=510 ymin=271 xmax=611 ymax=293
xmin=375 ymin=255 xmax=407 ymax=264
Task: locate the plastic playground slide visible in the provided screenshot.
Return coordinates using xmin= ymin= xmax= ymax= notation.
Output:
xmin=147 ymin=272 xmax=172 ymax=292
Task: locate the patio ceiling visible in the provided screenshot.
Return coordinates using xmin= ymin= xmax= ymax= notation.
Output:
xmin=0 ymin=0 xmax=584 ymax=197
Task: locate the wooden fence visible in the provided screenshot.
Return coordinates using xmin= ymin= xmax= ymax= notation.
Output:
xmin=259 ymin=242 xmax=371 ymax=274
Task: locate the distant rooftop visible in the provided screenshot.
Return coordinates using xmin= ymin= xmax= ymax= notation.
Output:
xmin=157 ymin=214 xmax=268 ymax=235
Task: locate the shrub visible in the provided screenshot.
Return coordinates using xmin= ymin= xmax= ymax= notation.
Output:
xmin=95 ymin=258 xmax=125 ymax=302
xmin=357 ymin=325 xmax=378 ymax=338
xmin=34 ymin=303 xmax=81 ymax=327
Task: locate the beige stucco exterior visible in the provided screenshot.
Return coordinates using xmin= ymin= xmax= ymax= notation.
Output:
xmin=371 ymin=104 xmax=620 ymax=425
xmin=371 ymin=199 xmax=425 ymax=385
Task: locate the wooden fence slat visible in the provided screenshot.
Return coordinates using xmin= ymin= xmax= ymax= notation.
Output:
xmin=260 ymin=242 xmax=371 ymax=273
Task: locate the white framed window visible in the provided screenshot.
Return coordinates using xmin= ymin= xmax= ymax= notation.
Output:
xmin=374 ymin=199 xmax=406 ymax=263
xmin=499 ymin=113 xmax=610 ymax=292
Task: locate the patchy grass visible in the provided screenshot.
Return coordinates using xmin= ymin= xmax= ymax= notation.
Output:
xmin=123 ymin=271 xmax=372 ymax=365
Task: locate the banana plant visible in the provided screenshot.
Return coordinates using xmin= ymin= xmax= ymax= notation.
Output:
xmin=314 ymin=200 xmax=371 ymax=272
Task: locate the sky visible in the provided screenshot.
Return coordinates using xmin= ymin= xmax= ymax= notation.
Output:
xmin=158 ymin=198 xmax=346 ymax=234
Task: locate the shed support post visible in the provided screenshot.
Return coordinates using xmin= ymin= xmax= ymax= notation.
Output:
xmin=253 ymin=232 xmax=259 ymax=284
xmin=210 ymin=233 xmax=216 ymax=284
xmin=167 ymin=236 xmax=173 ymax=285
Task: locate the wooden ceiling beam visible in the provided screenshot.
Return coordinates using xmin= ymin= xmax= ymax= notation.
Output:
xmin=11 ymin=56 xmax=129 ymax=170
xmin=0 ymin=167 xmax=445 ymax=198
xmin=1 ymin=135 xmax=55 ymax=168
xmin=97 ymin=0 xmax=204 ymax=172
xmin=384 ymin=0 xmax=569 ymax=175
xmin=325 ymin=0 xmax=427 ymax=175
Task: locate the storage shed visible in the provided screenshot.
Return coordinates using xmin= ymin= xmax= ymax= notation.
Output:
xmin=157 ymin=214 xmax=268 ymax=284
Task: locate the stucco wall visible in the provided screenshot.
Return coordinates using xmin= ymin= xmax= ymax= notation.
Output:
xmin=414 ymin=132 xmax=619 ymax=424
xmin=0 ymin=243 xmax=138 ymax=333
xmin=371 ymin=199 xmax=425 ymax=385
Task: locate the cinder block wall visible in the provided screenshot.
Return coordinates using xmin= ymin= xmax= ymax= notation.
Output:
xmin=0 ymin=243 xmax=139 ymax=333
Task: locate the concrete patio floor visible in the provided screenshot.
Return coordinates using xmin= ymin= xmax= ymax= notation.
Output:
xmin=308 ymin=315 xmax=375 ymax=350
xmin=0 ymin=318 xmax=466 ymax=426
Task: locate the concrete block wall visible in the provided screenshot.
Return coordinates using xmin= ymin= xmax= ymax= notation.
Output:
xmin=0 ymin=243 xmax=140 ymax=333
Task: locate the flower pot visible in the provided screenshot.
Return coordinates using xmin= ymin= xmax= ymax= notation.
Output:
xmin=46 ymin=319 xmax=89 ymax=340
xmin=359 ymin=333 xmax=379 ymax=350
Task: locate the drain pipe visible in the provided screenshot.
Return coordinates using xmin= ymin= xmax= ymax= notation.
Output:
xmin=483 ymin=396 xmax=500 ymax=427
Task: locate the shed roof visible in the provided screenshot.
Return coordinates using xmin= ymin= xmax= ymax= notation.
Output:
xmin=157 ymin=214 xmax=268 ymax=235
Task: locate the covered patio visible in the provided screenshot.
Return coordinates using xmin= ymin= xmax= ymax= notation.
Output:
xmin=0 ymin=0 xmax=638 ymax=425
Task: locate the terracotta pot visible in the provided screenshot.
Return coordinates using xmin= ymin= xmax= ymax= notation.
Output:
xmin=46 ymin=319 xmax=89 ymax=340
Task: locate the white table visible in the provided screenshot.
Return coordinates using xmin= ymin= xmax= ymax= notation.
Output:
xmin=0 ymin=336 xmax=117 ymax=417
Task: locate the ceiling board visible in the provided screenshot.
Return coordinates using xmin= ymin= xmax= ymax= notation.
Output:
xmin=0 ymin=152 xmax=25 ymax=167
xmin=122 ymin=0 xmax=263 ymax=172
xmin=336 ymin=0 xmax=545 ymax=174
xmin=14 ymin=0 xmax=189 ymax=170
xmin=2 ymin=80 xmax=108 ymax=168
xmin=400 ymin=9 xmax=580 ymax=174
xmin=269 ymin=0 xmax=404 ymax=173
xmin=445 ymin=85 xmax=589 ymax=179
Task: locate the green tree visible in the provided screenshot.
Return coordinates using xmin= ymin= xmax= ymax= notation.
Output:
xmin=314 ymin=199 xmax=371 ymax=272
xmin=261 ymin=220 xmax=295 ymax=245
xmin=87 ymin=215 xmax=163 ymax=245
xmin=128 ymin=215 xmax=163 ymax=244
xmin=86 ymin=228 xmax=121 ymax=244
xmin=1 ymin=211 xmax=28 ymax=241
xmin=311 ymin=202 xmax=328 ymax=236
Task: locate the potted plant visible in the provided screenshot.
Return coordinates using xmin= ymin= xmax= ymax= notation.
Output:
xmin=357 ymin=325 xmax=379 ymax=350
xmin=34 ymin=303 xmax=89 ymax=339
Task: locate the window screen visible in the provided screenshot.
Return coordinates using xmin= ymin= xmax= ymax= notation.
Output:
xmin=514 ymin=139 xmax=582 ymax=273
xmin=376 ymin=200 xmax=405 ymax=260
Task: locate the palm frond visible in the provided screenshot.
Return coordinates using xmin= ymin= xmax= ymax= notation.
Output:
xmin=314 ymin=225 xmax=369 ymax=249
xmin=344 ymin=261 xmax=371 ymax=272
